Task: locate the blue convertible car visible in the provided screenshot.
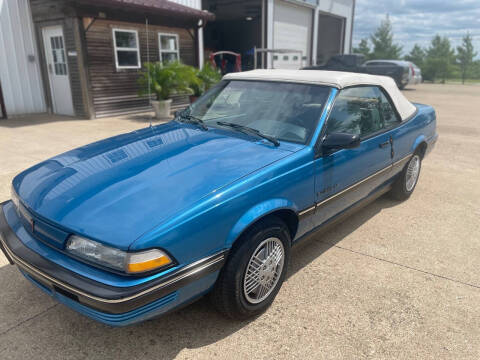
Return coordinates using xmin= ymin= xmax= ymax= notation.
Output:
xmin=0 ymin=70 xmax=437 ymax=326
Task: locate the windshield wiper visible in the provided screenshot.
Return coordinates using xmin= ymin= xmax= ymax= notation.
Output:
xmin=216 ymin=121 xmax=280 ymax=146
xmin=177 ymin=111 xmax=208 ymax=131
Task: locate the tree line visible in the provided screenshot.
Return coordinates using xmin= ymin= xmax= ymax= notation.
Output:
xmin=353 ymin=15 xmax=479 ymax=84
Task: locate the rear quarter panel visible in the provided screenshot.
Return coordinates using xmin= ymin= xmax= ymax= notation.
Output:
xmin=391 ymin=103 xmax=437 ymax=166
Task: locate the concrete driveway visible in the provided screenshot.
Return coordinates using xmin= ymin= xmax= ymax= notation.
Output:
xmin=0 ymin=84 xmax=479 ymax=359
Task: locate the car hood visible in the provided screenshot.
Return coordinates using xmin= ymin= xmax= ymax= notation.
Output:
xmin=13 ymin=122 xmax=296 ymax=250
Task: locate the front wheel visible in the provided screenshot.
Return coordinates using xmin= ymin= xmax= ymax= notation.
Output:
xmin=211 ymin=216 xmax=290 ymax=319
xmin=389 ymin=154 xmax=422 ymax=200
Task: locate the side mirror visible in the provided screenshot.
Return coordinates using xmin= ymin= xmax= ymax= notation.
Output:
xmin=322 ymin=132 xmax=360 ymax=151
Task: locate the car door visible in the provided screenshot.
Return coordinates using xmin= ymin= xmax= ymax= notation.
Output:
xmin=310 ymin=86 xmax=394 ymax=227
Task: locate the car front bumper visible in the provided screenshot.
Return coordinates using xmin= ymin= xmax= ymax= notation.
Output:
xmin=0 ymin=201 xmax=226 ymax=326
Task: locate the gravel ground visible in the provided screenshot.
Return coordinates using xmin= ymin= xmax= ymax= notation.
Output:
xmin=0 ymin=83 xmax=479 ymax=359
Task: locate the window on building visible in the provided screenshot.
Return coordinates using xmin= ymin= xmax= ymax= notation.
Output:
xmin=113 ymin=29 xmax=140 ymax=69
xmin=159 ymin=33 xmax=179 ymax=63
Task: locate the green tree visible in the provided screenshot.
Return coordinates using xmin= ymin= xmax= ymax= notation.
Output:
xmin=353 ymin=38 xmax=371 ymax=59
xmin=370 ymin=15 xmax=403 ymax=60
xmin=456 ymin=33 xmax=477 ymax=84
xmin=424 ymin=35 xmax=455 ymax=83
xmin=404 ymin=44 xmax=425 ymax=68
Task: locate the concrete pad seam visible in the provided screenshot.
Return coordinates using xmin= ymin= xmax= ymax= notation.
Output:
xmin=0 ymin=303 xmax=59 ymax=338
xmin=322 ymin=240 xmax=480 ymax=290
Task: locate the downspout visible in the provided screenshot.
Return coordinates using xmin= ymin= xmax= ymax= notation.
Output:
xmin=267 ymin=0 xmax=274 ymax=68
xmin=312 ymin=5 xmax=319 ymax=66
xmin=261 ymin=0 xmax=265 ymax=68
xmin=198 ymin=1 xmax=204 ymax=68
xmin=349 ymin=0 xmax=356 ymax=54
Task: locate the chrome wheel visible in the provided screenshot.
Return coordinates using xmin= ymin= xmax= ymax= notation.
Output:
xmin=243 ymin=237 xmax=285 ymax=304
xmin=406 ymin=155 xmax=420 ymax=191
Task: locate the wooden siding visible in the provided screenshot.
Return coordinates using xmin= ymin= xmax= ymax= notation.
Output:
xmin=30 ymin=0 xmax=88 ymax=117
xmin=84 ymin=19 xmax=196 ymax=117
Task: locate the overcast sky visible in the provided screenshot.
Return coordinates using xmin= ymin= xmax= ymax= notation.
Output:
xmin=353 ymin=0 xmax=480 ymax=57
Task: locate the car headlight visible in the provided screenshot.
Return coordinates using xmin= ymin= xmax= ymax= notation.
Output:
xmin=11 ymin=185 xmax=20 ymax=210
xmin=66 ymin=235 xmax=173 ymax=274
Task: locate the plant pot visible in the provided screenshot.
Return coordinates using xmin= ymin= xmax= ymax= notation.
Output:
xmin=189 ymin=95 xmax=199 ymax=104
xmin=151 ymin=99 xmax=172 ymax=119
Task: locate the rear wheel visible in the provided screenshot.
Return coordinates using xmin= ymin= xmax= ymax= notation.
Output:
xmin=390 ymin=153 xmax=422 ymax=200
xmin=211 ymin=216 xmax=290 ymax=319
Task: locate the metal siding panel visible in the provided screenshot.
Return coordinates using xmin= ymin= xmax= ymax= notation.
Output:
xmin=19 ymin=0 xmax=43 ymax=111
xmin=0 ymin=0 xmax=46 ymax=116
xmin=10 ymin=0 xmax=35 ymax=112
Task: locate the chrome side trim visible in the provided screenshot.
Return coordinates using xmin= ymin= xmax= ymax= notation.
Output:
xmin=316 ymin=164 xmax=392 ymax=208
xmin=298 ymin=205 xmax=316 ymax=217
xmin=393 ymin=153 xmax=413 ymax=168
xmin=297 ymin=153 xmax=413 ymax=216
xmin=0 ymin=236 xmax=225 ymax=304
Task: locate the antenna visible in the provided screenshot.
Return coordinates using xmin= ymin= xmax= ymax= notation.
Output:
xmin=146 ymin=17 xmax=152 ymax=128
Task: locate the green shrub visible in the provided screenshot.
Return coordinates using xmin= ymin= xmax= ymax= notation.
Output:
xmin=138 ymin=61 xmax=199 ymax=100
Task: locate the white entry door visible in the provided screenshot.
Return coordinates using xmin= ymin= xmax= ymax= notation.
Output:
xmin=42 ymin=26 xmax=74 ymax=116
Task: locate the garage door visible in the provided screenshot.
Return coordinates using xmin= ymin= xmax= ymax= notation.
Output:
xmin=273 ymin=0 xmax=312 ymax=69
xmin=316 ymin=13 xmax=346 ymax=65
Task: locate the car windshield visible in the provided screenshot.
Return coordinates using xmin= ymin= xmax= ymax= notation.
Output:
xmin=186 ymin=80 xmax=331 ymax=144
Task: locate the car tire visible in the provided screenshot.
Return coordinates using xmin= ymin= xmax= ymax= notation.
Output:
xmin=211 ymin=216 xmax=291 ymax=320
xmin=389 ymin=153 xmax=422 ymax=201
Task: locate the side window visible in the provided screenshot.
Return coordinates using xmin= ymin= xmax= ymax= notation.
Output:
xmin=326 ymin=86 xmax=384 ymax=138
xmin=377 ymin=90 xmax=401 ymax=127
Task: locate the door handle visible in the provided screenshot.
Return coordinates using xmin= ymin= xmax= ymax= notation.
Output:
xmin=379 ymin=141 xmax=390 ymax=148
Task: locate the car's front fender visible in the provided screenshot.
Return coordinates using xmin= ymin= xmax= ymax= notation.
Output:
xmin=225 ymin=198 xmax=298 ymax=248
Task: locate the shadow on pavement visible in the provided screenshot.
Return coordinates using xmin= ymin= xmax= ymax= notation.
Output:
xmin=0 ymin=114 xmax=78 ymax=128
xmin=0 ymin=195 xmax=399 ymax=359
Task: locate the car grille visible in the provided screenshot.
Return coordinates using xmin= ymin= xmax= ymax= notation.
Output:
xmin=17 ymin=204 xmax=69 ymax=249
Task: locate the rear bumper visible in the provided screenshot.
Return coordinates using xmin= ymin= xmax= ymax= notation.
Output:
xmin=0 ymin=201 xmax=226 ymax=325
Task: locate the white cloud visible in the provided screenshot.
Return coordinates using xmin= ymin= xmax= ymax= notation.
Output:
xmin=353 ymin=0 xmax=480 ymax=57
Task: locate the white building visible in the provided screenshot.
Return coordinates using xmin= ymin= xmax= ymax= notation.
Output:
xmin=203 ymin=0 xmax=355 ymax=69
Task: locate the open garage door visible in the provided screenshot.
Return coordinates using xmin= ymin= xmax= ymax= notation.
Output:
xmin=273 ymin=0 xmax=312 ymax=69
xmin=316 ymin=13 xmax=346 ymax=65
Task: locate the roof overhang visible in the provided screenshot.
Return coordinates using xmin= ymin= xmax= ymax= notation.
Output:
xmin=73 ymin=0 xmax=215 ymax=28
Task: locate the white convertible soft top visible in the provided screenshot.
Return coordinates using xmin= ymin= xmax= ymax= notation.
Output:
xmin=224 ymin=70 xmax=417 ymax=121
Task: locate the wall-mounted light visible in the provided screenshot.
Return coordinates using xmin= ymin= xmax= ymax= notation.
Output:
xmin=246 ymin=16 xmax=253 ymax=21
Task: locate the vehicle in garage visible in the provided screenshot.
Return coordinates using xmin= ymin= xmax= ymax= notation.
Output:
xmin=304 ymin=55 xmax=411 ymax=89
xmin=0 ymin=70 xmax=437 ymax=326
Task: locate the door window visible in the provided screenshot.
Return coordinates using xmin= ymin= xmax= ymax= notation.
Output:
xmin=50 ymin=36 xmax=67 ymax=75
xmin=326 ymin=86 xmax=399 ymax=139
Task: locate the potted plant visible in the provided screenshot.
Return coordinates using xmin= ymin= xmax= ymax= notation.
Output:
xmin=138 ymin=61 xmax=197 ymax=119
xmin=189 ymin=63 xmax=222 ymax=103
